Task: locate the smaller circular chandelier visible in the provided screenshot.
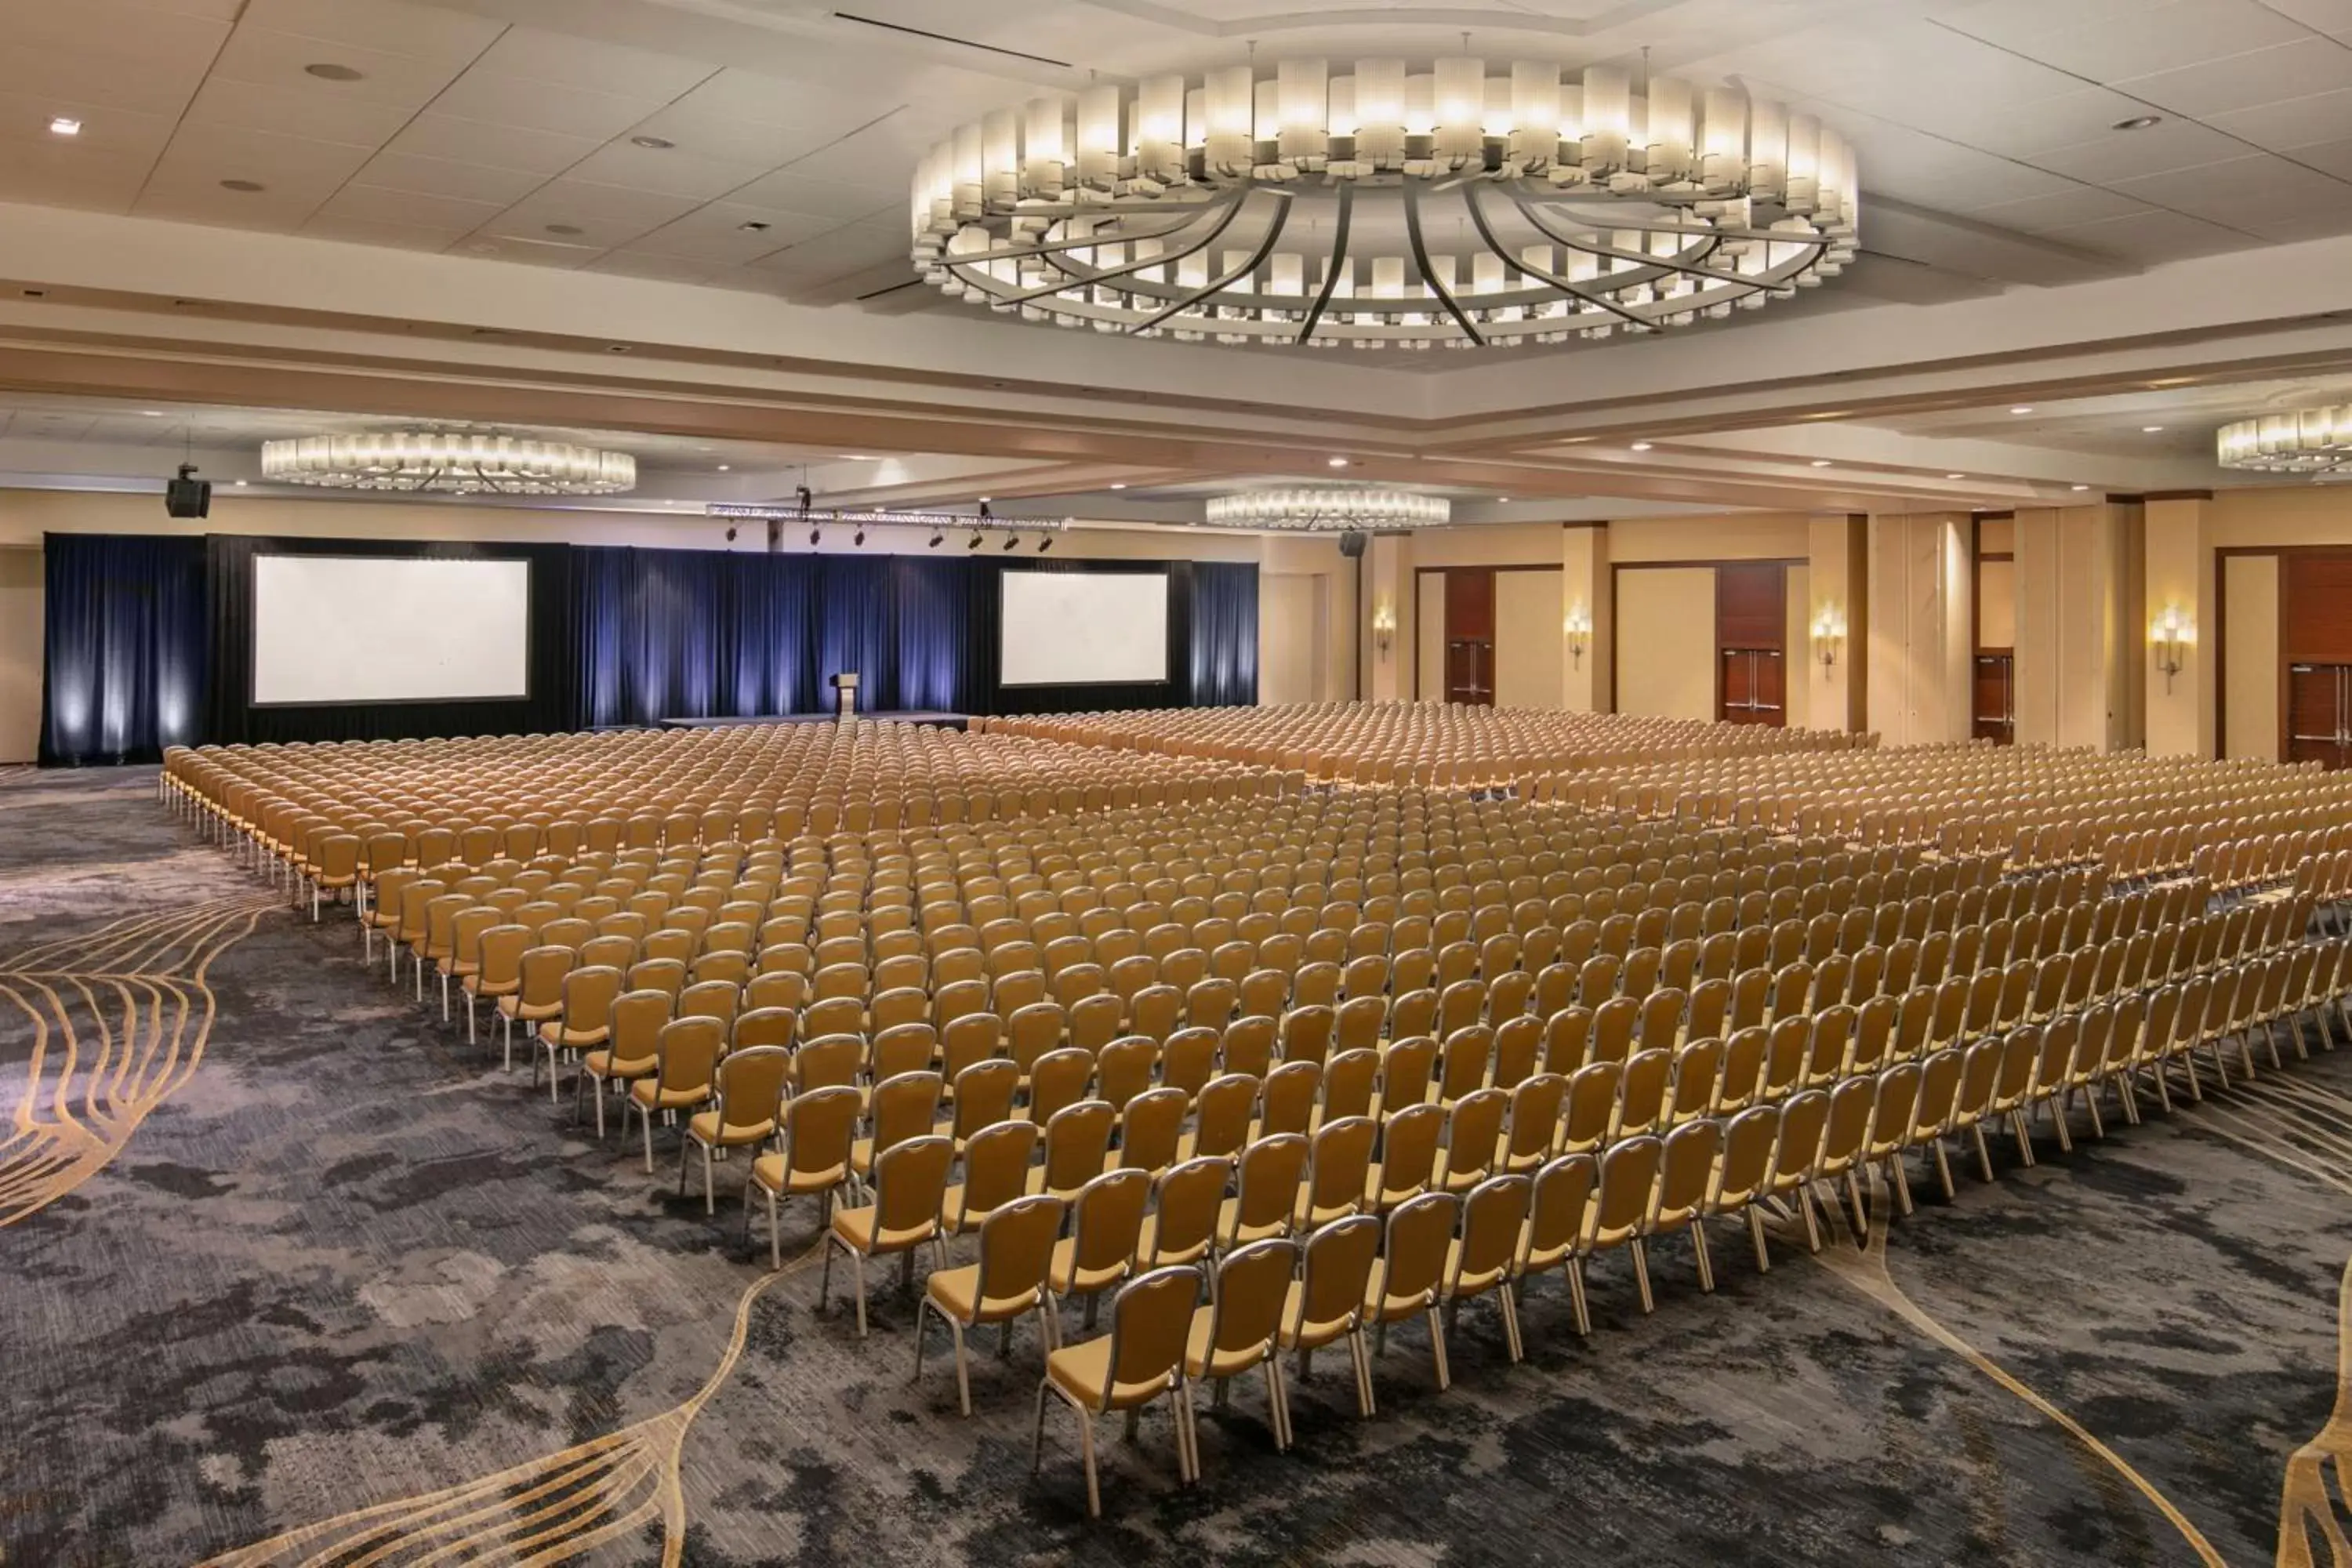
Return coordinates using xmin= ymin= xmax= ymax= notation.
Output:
xmin=1207 ymin=488 xmax=1450 ymax=530
xmin=2218 ymin=408 xmax=2350 ymax=474
xmin=260 ymin=430 xmax=637 ymax=495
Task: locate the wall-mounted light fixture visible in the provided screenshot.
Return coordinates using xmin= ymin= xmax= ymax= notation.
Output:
xmin=1564 ymin=603 xmax=1592 ymax=668
xmin=2152 ymin=604 xmax=2193 ymax=691
xmin=1372 ymin=601 xmax=1396 ymax=659
xmin=1812 ymin=604 xmax=1847 ymax=669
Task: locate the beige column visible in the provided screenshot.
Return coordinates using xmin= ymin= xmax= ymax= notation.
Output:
xmin=2143 ymin=496 xmax=2214 ymax=757
xmin=1562 ymin=524 xmax=1610 ymax=711
xmin=1865 ymin=512 xmax=1972 ymax=745
xmin=1805 ymin=514 xmax=1867 ymax=731
xmin=1363 ymin=532 xmax=1410 ymax=702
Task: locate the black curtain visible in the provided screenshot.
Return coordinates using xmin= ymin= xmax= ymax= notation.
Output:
xmin=1190 ymin=561 xmax=1260 ymax=707
xmin=39 ymin=533 xmax=207 ymax=765
xmin=204 ymin=535 xmax=576 ymax=746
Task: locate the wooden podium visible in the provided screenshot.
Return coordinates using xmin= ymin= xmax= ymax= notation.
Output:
xmin=831 ymin=672 xmax=858 ymax=722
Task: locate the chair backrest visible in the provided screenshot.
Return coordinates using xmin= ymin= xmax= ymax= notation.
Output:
xmin=1069 ymin=1167 xmax=1154 ymax=1273
xmin=1190 ymin=1073 xmax=1260 ymax=1160
xmin=1590 ymin=1135 xmax=1663 ymax=1243
xmin=956 ymin=1119 xmax=1041 ymax=1218
xmin=1099 ymin=1265 xmax=1203 ymax=1409
xmin=785 ymin=1083 xmax=862 ymax=1178
xmin=1375 ymin=1191 xmax=1457 ymax=1305
xmin=1041 ymin=1099 xmax=1118 ymax=1192
xmin=1653 ymin=1120 xmax=1721 ymax=1225
xmin=870 ymin=1134 xmax=955 ymax=1236
xmin=1453 ymin=1174 xmax=1532 ymax=1287
xmin=654 ymin=1015 xmax=725 ymax=1095
xmin=1293 ymin=1213 xmax=1381 ymax=1332
xmin=869 ymin=1069 xmax=945 ymax=1156
xmin=1523 ymin=1152 xmax=1596 ymax=1264
xmin=974 ymin=1194 xmax=1065 ymax=1310
xmin=1232 ymin=1133 xmax=1308 ymax=1232
xmin=712 ymin=1046 xmax=789 ymax=1138
xmin=1118 ymin=1086 xmax=1189 ymax=1171
xmin=1207 ymin=1237 xmax=1298 ymax=1356
xmin=1305 ymin=1116 xmax=1377 ymax=1211
xmin=1144 ymin=1156 xmax=1230 ymax=1265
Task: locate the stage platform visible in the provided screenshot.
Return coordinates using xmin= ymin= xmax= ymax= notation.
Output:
xmin=657 ymin=711 xmax=968 ymax=731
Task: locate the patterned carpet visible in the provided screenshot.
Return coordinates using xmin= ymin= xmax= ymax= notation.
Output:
xmin=2 ymin=765 xmax=2349 ymax=1567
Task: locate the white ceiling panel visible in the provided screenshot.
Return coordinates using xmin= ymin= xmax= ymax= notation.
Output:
xmin=463 ymin=28 xmax=717 ymax=100
xmin=297 ymin=212 xmax=464 ymax=250
xmin=426 ymin=72 xmax=676 ymax=141
xmin=131 ymin=184 xmax=323 ymax=232
xmin=561 ymin=140 xmax=770 ymax=201
xmin=478 ymin=178 xmax=699 ymax=247
xmin=0 ymin=91 xmax=178 ymax=161
xmin=656 ymin=66 xmax=909 ymax=133
xmin=725 ymin=168 xmax=900 ymax=223
xmin=2207 ymin=85 xmax=2352 ymax=149
xmin=1962 ymin=0 xmax=2308 ymax=79
xmin=236 ymin=0 xmax=506 ymax=64
xmin=2114 ymin=38 xmax=2352 ymax=118
xmin=580 ymin=251 xmax=727 ymax=285
xmin=349 ymin=149 xmax=546 ymax=205
xmin=2286 ymin=134 xmax=2352 ymax=177
xmin=448 ymin=232 xmax=604 ymax=267
xmin=2263 ymin=0 xmax=2352 ymax=26
xmin=0 ymin=0 xmax=236 ymax=67
xmin=622 ymin=201 xmax=837 ymax=262
xmin=313 ymin=181 xmax=505 ymax=234
xmin=380 ymin=112 xmax=601 ymax=176
xmin=206 ymin=24 xmax=479 ymax=111
xmin=1898 ymin=85 xmax=2165 ymax=159
xmin=0 ymin=143 xmax=151 ymax=212
xmin=0 ymin=42 xmax=213 ymax=117
xmin=1962 ymin=186 xmax=2155 ymax=231
xmin=2024 ymin=116 xmax=2256 ymax=182
xmin=2108 ymin=153 xmax=2352 ymax=226
xmin=145 ymin=122 xmax=377 ymax=200
xmin=2042 ymin=205 xmax=2259 ymax=259
xmin=181 ymin=77 xmax=419 ymax=148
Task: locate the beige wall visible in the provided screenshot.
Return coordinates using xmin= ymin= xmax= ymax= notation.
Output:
xmin=1365 ymin=533 xmax=1407 ymax=702
xmin=2143 ymin=497 xmax=2215 ymax=758
xmin=2016 ymin=503 xmax=2140 ymax=753
xmin=1416 ymin=570 xmax=1449 ymax=702
xmin=1610 ymin=513 xmax=1813 ymax=563
xmin=1561 ymin=527 xmax=1609 ymax=713
xmin=1783 ymin=563 xmax=1811 ymax=731
xmin=1258 ymin=573 xmax=1323 ymax=706
xmin=1867 ymin=513 xmax=1972 ymax=746
xmin=1615 ymin=567 xmax=1716 ymax=721
xmin=1495 ymin=568 xmax=1565 ymax=709
xmin=1977 ymin=558 xmax=2016 ymax=649
xmin=2223 ymin=551 xmax=2280 ymax=761
xmin=0 ymin=546 xmax=40 ymax=762
xmin=1806 ymin=514 xmax=1867 ymax=732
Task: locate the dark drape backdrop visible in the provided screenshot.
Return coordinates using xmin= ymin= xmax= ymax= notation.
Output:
xmin=39 ymin=533 xmax=207 ymax=766
xmin=1191 ymin=561 xmax=1261 ymax=708
xmin=38 ymin=535 xmax=1257 ymax=759
xmin=203 ymin=535 xmax=577 ymax=746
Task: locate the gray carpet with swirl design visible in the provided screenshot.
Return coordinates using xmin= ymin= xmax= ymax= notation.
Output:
xmin=1 ymin=764 xmax=2348 ymax=1567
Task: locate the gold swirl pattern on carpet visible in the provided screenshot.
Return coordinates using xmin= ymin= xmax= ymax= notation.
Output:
xmin=201 ymin=1251 xmax=807 ymax=1567
xmin=1798 ymin=1182 xmax=2230 ymax=1567
xmin=0 ymin=896 xmax=271 ymax=1228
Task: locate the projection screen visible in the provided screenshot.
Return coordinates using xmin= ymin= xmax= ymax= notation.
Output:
xmin=252 ymin=554 xmax=532 ymax=705
xmin=999 ymin=570 xmax=1170 ymax=686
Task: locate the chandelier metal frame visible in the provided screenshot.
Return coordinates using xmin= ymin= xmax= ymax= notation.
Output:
xmin=913 ymin=58 xmax=1857 ymax=350
xmin=2217 ymin=408 xmax=2351 ymax=474
xmin=1206 ymin=488 xmax=1451 ymax=530
xmin=260 ymin=431 xmax=637 ymax=495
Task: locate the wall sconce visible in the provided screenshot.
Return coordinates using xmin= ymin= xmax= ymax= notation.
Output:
xmin=1564 ymin=603 xmax=1592 ymax=668
xmin=1811 ymin=604 xmax=1847 ymax=669
xmin=1372 ymin=601 xmax=1396 ymax=659
xmin=2152 ymin=604 xmax=2193 ymax=691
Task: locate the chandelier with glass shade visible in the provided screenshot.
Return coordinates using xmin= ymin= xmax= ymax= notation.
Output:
xmin=911 ymin=57 xmax=1857 ymax=350
xmin=2217 ymin=408 xmax=2351 ymax=475
xmin=1207 ymin=488 xmax=1451 ymax=530
xmin=260 ymin=431 xmax=637 ymax=495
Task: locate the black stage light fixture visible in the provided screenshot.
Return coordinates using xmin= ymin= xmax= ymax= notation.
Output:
xmin=853 ymin=527 xmax=867 ymax=546
xmin=1002 ymin=532 xmax=1019 ymax=550
xmin=967 ymin=531 xmax=984 ymax=550
xmin=1338 ymin=528 xmax=1369 ymax=559
xmin=808 ymin=526 xmax=822 ymax=546
xmin=165 ymin=462 xmax=211 ymax=519
xmin=928 ymin=530 xmax=944 ymax=547
xmin=1038 ymin=535 xmax=1053 ymax=552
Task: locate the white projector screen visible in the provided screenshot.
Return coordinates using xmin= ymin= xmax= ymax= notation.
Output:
xmin=252 ymin=554 xmax=532 ymax=705
xmin=1000 ymin=570 xmax=1170 ymax=687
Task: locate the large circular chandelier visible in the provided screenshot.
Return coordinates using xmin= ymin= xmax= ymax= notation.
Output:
xmin=912 ymin=58 xmax=1857 ymax=350
xmin=2218 ymin=408 xmax=2350 ymax=474
xmin=260 ymin=431 xmax=637 ymax=495
xmin=1207 ymin=488 xmax=1450 ymax=530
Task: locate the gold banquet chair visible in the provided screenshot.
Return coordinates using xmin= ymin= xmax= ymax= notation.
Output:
xmin=1033 ymin=1263 xmax=1204 ymax=1519
xmin=916 ymin=1192 xmax=1065 ymax=1417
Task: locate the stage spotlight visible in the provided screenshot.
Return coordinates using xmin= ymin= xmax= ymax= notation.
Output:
xmin=1038 ymin=536 xmax=1053 ymax=552
xmin=1002 ymin=532 xmax=1019 ymax=550
xmin=808 ymin=526 xmax=822 ymax=546
xmin=967 ymin=531 xmax=984 ymax=550
xmin=928 ymin=531 xmax=943 ymax=547
xmin=853 ymin=527 xmax=867 ymax=546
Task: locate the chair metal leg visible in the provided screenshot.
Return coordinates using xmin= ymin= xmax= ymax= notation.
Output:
xmin=1688 ymin=1219 xmax=1716 ymax=1293
xmin=1629 ymin=1237 xmax=1655 ymax=1313
xmin=851 ymin=1250 xmax=869 ymax=1338
xmin=1497 ymin=1283 xmax=1524 ymax=1363
xmin=642 ymin=1106 xmax=656 ymax=1174
xmin=1032 ymin=1381 xmax=1052 ymax=1473
xmin=1348 ymin=1330 xmax=1376 ymax=1417
xmin=953 ymin=1319 xmax=972 ymax=1416
xmin=1425 ymin=1305 xmax=1450 ymax=1390
xmin=1265 ymin=1354 xmax=1293 ymax=1450
xmin=1566 ymin=1256 xmax=1593 ymax=1334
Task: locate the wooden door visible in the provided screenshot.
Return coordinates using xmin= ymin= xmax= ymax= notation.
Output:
xmin=1715 ymin=563 xmax=1786 ymax=727
xmin=2287 ymin=664 xmax=2350 ymax=769
xmin=1973 ymin=653 xmax=2015 ymax=744
xmin=1719 ymin=648 xmax=1785 ymax=725
xmin=1443 ymin=568 xmax=1496 ymax=706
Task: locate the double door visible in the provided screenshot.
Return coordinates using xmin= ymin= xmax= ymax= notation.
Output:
xmin=2289 ymin=663 xmax=2352 ymax=770
xmin=1444 ymin=640 xmax=1494 ymax=706
xmin=1719 ymin=647 xmax=1784 ymax=726
xmin=1973 ymin=653 xmax=2015 ymax=744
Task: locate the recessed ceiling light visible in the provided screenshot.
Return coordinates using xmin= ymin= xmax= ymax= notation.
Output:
xmin=2071 ymin=484 xmax=2091 ymax=491
xmin=978 ymin=495 xmax=993 ymax=503
xmin=2113 ymin=114 xmax=2162 ymax=131
xmin=2009 ymin=405 xmax=2034 ymax=415
xmin=604 ymin=343 xmax=630 ymax=353
xmin=1945 ymin=472 xmax=1965 ymax=480
xmin=738 ymin=220 xmax=771 ymax=233
xmin=717 ymin=463 xmax=730 ymax=471
xmin=1497 ymin=495 xmax=1511 ymax=503
xmin=1810 ymin=459 xmax=1834 ymax=467
xmin=220 ymin=179 xmax=266 ymax=193
xmin=234 ymin=478 xmax=248 ymax=487
xmin=305 ymin=62 xmax=365 ymax=82
xmin=1109 ymin=483 xmax=1127 ymax=490
xmin=834 ymin=454 xmax=876 ymax=460
xmin=2142 ymin=425 xmax=2165 ymax=433
xmin=630 ymin=135 xmax=675 ymax=150
xmin=47 ymin=116 xmax=80 ymax=137
xmin=1327 ymin=456 xmax=1350 ymax=467
xmin=140 ymin=409 xmax=163 ymax=417
xmin=546 ymin=223 xmax=585 ymax=237
xmin=1630 ymin=441 xmax=1653 ymax=452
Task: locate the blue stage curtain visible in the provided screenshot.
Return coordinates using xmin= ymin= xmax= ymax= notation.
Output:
xmin=886 ymin=556 xmax=971 ymax=713
xmin=732 ymin=554 xmax=822 ymax=717
xmin=1190 ymin=561 xmax=1260 ymax=707
xmin=576 ymin=546 xmax=833 ymax=727
xmin=39 ymin=533 xmax=207 ymax=765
